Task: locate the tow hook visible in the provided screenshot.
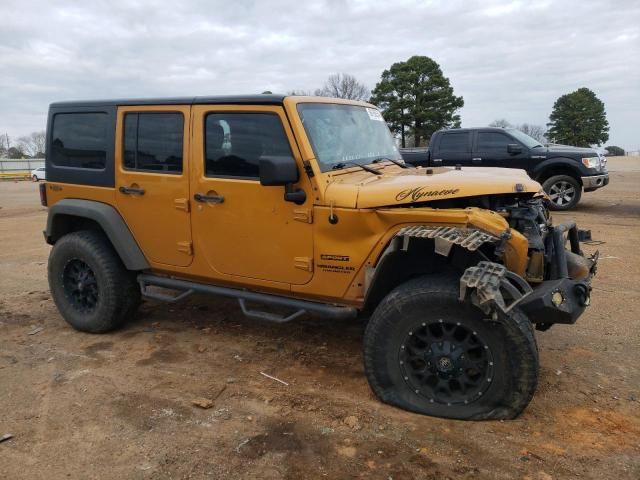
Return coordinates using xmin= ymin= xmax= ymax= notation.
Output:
xmin=574 ymin=283 xmax=591 ymax=306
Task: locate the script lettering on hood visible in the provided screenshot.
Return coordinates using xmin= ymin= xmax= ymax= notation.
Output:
xmin=395 ymin=187 xmax=461 ymax=202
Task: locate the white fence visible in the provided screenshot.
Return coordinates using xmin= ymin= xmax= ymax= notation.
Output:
xmin=0 ymin=158 xmax=45 ymax=176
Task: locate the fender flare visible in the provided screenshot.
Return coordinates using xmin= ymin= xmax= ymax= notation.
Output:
xmin=45 ymin=199 xmax=149 ymax=271
xmin=530 ymin=158 xmax=583 ymax=183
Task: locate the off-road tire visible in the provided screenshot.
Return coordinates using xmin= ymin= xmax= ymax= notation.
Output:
xmin=363 ymin=275 xmax=538 ymax=420
xmin=48 ymin=230 xmax=140 ymax=333
xmin=543 ymin=175 xmax=582 ymax=211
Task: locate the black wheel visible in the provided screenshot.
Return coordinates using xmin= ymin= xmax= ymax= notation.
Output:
xmin=363 ymin=276 xmax=538 ymax=420
xmin=48 ymin=230 xmax=140 ymax=333
xmin=32 ymin=175 xmax=39 ymax=182
xmin=542 ymin=175 xmax=582 ymax=210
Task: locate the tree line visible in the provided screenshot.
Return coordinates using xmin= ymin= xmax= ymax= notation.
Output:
xmin=0 ymin=131 xmax=46 ymax=159
xmin=283 ymin=56 xmax=615 ymax=151
xmin=1 ymin=58 xmax=621 ymax=158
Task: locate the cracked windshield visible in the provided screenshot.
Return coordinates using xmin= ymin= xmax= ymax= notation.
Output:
xmin=297 ymin=103 xmax=402 ymax=171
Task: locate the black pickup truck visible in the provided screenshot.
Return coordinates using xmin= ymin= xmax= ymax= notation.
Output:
xmin=400 ymin=127 xmax=609 ymax=210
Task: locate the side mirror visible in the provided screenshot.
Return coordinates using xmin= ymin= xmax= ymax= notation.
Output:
xmin=259 ymin=155 xmax=306 ymax=205
xmin=507 ymin=144 xmax=523 ymax=154
xmin=259 ymin=155 xmax=299 ymax=186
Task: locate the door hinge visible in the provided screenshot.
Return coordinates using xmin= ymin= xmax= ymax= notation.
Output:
xmin=293 ymin=208 xmax=313 ymax=224
xmin=174 ymin=198 xmax=190 ymax=212
xmin=293 ymin=256 xmax=313 ymax=272
xmin=303 ymin=160 xmax=315 ymax=178
xmin=177 ymin=241 xmax=193 ymax=256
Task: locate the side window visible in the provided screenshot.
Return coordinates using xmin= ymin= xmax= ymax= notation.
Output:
xmin=123 ymin=113 xmax=184 ymax=173
xmin=477 ymin=132 xmax=512 ymax=152
xmin=438 ymin=132 xmax=470 ymax=153
xmin=51 ymin=113 xmax=107 ymax=169
xmin=205 ymin=113 xmax=292 ymax=178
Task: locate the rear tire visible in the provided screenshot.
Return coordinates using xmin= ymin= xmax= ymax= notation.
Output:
xmin=543 ymin=175 xmax=582 ymax=210
xmin=48 ymin=230 xmax=140 ymax=333
xmin=363 ymin=276 xmax=538 ymax=420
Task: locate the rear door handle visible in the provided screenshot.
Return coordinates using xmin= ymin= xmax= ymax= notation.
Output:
xmin=119 ymin=186 xmax=145 ymax=195
xmin=194 ymin=193 xmax=224 ymax=204
xmin=472 ymin=157 xmax=482 ymax=164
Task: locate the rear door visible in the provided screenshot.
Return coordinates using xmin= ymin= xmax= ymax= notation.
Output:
xmin=432 ymin=131 xmax=473 ymax=167
xmin=115 ymin=105 xmax=193 ymax=267
xmin=473 ymin=131 xmax=529 ymax=170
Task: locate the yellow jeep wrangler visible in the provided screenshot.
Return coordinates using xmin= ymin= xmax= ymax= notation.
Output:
xmin=41 ymin=95 xmax=597 ymax=420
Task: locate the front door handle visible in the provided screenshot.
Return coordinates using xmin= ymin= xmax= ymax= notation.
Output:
xmin=119 ymin=186 xmax=145 ymax=195
xmin=472 ymin=157 xmax=482 ymax=164
xmin=194 ymin=193 xmax=224 ymax=204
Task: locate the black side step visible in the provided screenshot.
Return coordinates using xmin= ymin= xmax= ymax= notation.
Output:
xmin=137 ymin=274 xmax=358 ymax=322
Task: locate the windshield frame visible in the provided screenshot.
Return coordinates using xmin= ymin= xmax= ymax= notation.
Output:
xmin=296 ymin=102 xmax=402 ymax=173
xmin=506 ymin=128 xmax=543 ymax=149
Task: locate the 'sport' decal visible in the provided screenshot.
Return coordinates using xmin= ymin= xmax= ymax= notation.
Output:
xmin=320 ymin=254 xmax=349 ymax=262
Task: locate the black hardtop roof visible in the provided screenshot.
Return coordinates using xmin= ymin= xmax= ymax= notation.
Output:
xmin=50 ymin=94 xmax=286 ymax=108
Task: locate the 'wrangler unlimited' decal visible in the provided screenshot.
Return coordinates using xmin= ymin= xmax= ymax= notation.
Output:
xmin=395 ymin=187 xmax=461 ymax=202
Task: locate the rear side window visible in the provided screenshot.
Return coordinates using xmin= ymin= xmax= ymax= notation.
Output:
xmin=204 ymin=113 xmax=292 ymax=178
xmin=51 ymin=113 xmax=108 ymax=169
xmin=123 ymin=113 xmax=184 ymax=173
xmin=477 ymin=132 xmax=511 ymax=151
xmin=438 ymin=132 xmax=470 ymax=153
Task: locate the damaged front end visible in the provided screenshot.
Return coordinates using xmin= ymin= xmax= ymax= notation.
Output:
xmin=516 ymin=219 xmax=598 ymax=330
xmin=392 ymin=195 xmax=598 ymax=330
xmin=495 ymin=196 xmax=598 ymax=329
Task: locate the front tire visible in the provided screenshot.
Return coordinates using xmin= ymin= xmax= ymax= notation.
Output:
xmin=48 ymin=230 xmax=140 ymax=333
xmin=32 ymin=175 xmax=39 ymax=182
xmin=363 ymin=276 xmax=538 ymax=420
xmin=543 ymin=175 xmax=582 ymax=210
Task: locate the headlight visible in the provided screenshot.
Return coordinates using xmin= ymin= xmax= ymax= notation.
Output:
xmin=581 ymin=156 xmax=600 ymax=169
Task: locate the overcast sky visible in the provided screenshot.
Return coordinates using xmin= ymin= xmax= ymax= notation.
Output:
xmin=1 ymin=0 xmax=638 ymax=149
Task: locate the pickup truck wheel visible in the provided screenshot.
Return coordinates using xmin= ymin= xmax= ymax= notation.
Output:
xmin=48 ymin=230 xmax=139 ymax=333
xmin=543 ymin=175 xmax=582 ymax=210
xmin=363 ymin=276 xmax=538 ymax=420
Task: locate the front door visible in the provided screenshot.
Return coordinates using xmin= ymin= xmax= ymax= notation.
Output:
xmin=473 ymin=131 xmax=529 ymax=170
xmin=115 ymin=106 xmax=193 ymax=267
xmin=190 ymin=105 xmax=313 ymax=285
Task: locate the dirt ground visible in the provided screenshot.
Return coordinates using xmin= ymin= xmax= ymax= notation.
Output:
xmin=1 ymin=158 xmax=639 ymax=480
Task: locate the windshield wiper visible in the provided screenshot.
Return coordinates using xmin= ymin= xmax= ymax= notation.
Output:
xmin=331 ymin=162 xmax=382 ymax=175
xmin=372 ymin=157 xmax=409 ymax=169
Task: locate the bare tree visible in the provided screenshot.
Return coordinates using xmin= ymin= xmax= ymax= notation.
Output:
xmin=18 ymin=131 xmax=46 ymax=157
xmin=489 ymin=120 xmax=547 ymax=143
xmin=317 ymin=73 xmax=369 ymax=101
xmin=516 ymin=123 xmax=547 ymax=143
xmin=489 ymin=119 xmax=512 ymax=128
xmin=286 ymin=89 xmax=314 ymax=96
xmin=0 ymin=133 xmax=10 ymax=157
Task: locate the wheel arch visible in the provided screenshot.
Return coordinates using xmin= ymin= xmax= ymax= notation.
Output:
xmin=363 ymin=235 xmax=486 ymax=312
xmin=46 ymin=199 xmax=149 ymax=271
xmin=532 ymin=159 xmax=583 ymax=185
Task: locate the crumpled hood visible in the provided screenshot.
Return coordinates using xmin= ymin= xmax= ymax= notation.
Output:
xmin=324 ymin=166 xmax=541 ymax=208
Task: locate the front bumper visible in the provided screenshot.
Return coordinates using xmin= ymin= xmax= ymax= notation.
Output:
xmin=519 ymin=220 xmax=598 ymax=327
xmin=582 ymin=173 xmax=609 ymax=191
